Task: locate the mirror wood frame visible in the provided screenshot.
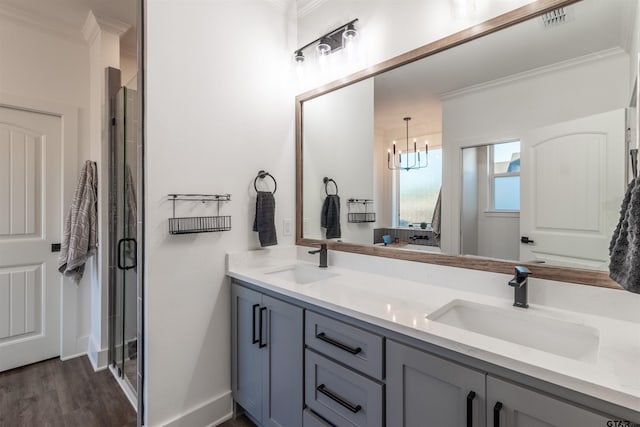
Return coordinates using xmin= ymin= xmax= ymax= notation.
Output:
xmin=296 ymin=0 xmax=625 ymax=290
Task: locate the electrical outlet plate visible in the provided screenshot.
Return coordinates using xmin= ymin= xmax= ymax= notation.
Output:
xmin=283 ymin=219 xmax=292 ymax=236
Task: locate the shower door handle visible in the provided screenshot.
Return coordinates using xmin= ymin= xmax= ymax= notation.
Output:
xmin=117 ymin=238 xmax=137 ymax=270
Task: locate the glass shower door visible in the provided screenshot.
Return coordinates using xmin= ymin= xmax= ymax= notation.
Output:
xmin=112 ymin=83 xmax=138 ymax=396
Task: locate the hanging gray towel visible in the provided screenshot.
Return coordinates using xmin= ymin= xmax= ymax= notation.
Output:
xmin=609 ymin=177 xmax=640 ymax=293
xmin=253 ymin=191 xmax=277 ymax=247
xmin=321 ymin=195 xmax=341 ymax=239
xmin=431 ymin=188 xmax=442 ymax=237
xmin=125 ymin=164 xmax=137 ymax=266
xmin=58 ymin=160 xmax=98 ymax=283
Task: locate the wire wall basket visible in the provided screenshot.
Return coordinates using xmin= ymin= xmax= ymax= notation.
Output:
xmin=168 ymin=194 xmax=231 ymax=234
xmin=347 ymin=198 xmax=376 ymax=223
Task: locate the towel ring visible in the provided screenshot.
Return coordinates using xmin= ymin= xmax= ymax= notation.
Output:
xmin=254 ymin=170 xmax=277 ymax=194
xmin=323 ymin=177 xmax=339 ymax=196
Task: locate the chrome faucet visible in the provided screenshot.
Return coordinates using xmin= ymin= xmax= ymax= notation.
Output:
xmin=508 ymin=266 xmax=531 ymax=308
xmin=308 ymin=244 xmax=328 ymax=268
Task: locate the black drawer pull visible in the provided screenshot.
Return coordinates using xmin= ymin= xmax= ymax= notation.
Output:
xmin=316 ymin=384 xmax=362 ymax=413
xmin=259 ymin=306 xmax=267 ymax=348
xmin=252 ymin=304 xmax=260 ymax=344
xmin=493 ymin=402 xmax=503 ymax=427
xmin=466 ymin=391 xmax=476 ymax=427
xmin=316 ymin=332 xmax=362 ymax=355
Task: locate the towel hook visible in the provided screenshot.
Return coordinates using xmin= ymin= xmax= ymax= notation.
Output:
xmin=323 ymin=177 xmax=339 ymax=196
xmin=254 ymin=170 xmax=277 ymax=194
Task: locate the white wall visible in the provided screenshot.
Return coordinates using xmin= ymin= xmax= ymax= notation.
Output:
xmin=441 ymin=52 xmax=630 ymax=255
xmin=303 ymin=78 xmax=374 ymax=244
xmin=145 ymin=0 xmax=295 ymax=425
xmin=0 ymin=11 xmax=92 ymax=359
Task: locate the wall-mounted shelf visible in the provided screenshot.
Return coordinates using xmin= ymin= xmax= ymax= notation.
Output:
xmin=168 ymin=194 xmax=231 ymax=234
xmin=347 ymin=198 xmax=375 ymax=223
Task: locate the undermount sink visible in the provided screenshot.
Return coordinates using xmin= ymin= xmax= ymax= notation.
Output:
xmin=264 ymin=264 xmax=339 ymax=285
xmin=427 ymin=299 xmax=600 ymax=362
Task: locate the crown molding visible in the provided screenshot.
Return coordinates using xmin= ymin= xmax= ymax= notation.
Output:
xmin=82 ymin=10 xmax=131 ymax=45
xmin=0 ymin=4 xmax=84 ymax=43
xmin=440 ymin=47 xmax=626 ymax=101
xmin=297 ymin=0 xmax=330 ymax=18
xmin=263 ymin=0 xmax=290 ymax=12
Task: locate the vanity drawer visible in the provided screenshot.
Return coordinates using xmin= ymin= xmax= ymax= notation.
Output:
xmin=303 ymin=409 xmax=334 ymax=427
xmin=305 ymin=311 xmax=383 ymax=380
xmin=305 ymin=349 xmax=383 ymax=427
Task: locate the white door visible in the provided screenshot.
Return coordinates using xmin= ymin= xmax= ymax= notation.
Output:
xmin=0 ymin=105 xmax=62 ymax=371
xmin=520 ymin=109 xmax=626 ymax=269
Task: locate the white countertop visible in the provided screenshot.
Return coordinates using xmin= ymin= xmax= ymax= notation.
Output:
xmin=226 ymin=247 xmax=640 ymax=416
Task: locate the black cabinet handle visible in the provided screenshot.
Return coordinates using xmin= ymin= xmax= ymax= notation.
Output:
xmin=316 ymin=384 xmax=362 ymax=413
xmin=316 ymin=332 xmax=362 ymax=355
xmin=466 ymin=391 xmax=476 ymax=427
xmin=117 ymin=238 xmax=137 ymax=270
xmin=259 ymin=306 xmax=267 ymax=348
xmin=493 ymin=402 xmax=503 ymax=427
xmin=251 ymin=304 xmax=260 ymax=344
xmin=520 ymin=236 xmax=535 ymax=244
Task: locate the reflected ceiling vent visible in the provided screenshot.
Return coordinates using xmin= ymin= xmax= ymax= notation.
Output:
xmin=541 ymin=7 xmax=567 ymax=27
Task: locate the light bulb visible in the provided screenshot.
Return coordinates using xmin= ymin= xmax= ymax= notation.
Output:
xmin=316 ymin=38 xmax=332 ymax=56
xmin=343 ymin=23 xmax=357 ymax=41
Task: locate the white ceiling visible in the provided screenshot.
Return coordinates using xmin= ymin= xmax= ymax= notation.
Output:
xmin=0 ymin=0 xmax=136 ymax=36
xmin=374 ymin=0 xmax=637 ymax=136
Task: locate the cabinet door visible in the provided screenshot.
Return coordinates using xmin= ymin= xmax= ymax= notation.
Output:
xmin=262 ymin=294 xmax=304 ymax=427
xmin=231 ymin=283 xmax=263 ymax=422
xmin=387 ymin=340 xmax=486 ymax=427
xmin=487 ymin=376 xmax=611 ymax=427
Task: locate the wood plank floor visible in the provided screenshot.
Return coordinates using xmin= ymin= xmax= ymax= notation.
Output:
xmin=218 ymin=414 xmax=256 ymax=427
xmin=0 ymin=356 xmax=137 ymax=427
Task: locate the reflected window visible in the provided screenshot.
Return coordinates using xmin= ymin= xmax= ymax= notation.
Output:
xmin=398 ymin=148 xmax=442 ymax=226
xmin=490 ymin=140 xmax=520 ymax=210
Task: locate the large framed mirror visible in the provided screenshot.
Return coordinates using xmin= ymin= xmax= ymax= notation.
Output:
xmin=296 ymin=0 xmax=639 ymax=288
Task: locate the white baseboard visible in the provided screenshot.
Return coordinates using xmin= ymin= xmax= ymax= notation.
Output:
xmin=88 ymin=335 xmax=109 ymax=371
xmin=60 ymin=334 xmax=89 ymax=361
xmin=161 ymin=391 xmax=233 ymax=427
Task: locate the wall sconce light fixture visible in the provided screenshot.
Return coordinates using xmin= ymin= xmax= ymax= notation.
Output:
xmin=293 ymin=19 xmax=358 ymax=63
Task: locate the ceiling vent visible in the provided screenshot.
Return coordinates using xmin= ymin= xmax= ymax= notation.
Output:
xmin=541 ymin=7 xmax=567 ymax=27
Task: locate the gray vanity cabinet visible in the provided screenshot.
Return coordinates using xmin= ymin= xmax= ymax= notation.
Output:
xmin=487 ymin=376 xmax=610 ymax=427
xmin=231 ymin=282 xmax=303 ymax=427
xmin=386 ymin=340 xmax=486 ymax=427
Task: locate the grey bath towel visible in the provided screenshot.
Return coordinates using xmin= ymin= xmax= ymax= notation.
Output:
xmin=125 ymin=164 xmax=137 ymax=266
xmin=253 ymin=191 xmax=277 ymax=247
xmin=58 ymin=160 xmax=98 ymax=283
xmin=321 ymin=195 xmax=341 ymax=239
xmin=431 ymin=189 xmax=442 ymax=237
xmin=609 ymin=177 xmax=640 ymax=293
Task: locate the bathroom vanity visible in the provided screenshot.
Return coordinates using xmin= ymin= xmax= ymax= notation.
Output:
xmin=228 ymin=248 xmax=640 ymax=427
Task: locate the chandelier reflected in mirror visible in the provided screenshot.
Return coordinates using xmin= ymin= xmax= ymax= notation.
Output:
xmin=387 ymin=117 xmax=429 ymax=171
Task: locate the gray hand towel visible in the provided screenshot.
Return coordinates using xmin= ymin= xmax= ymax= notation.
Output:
xmin=58 ymin=160 xmax=98 ymax=282
xmin=253 ymin=191 xmax=277 ymax=247
xmin=321 ymin=195 xmax=341 ymax=239
xmin=431 ymin=189 xmax=442 ymax=236
xmin=609 ymin=177 xmax=640 ymax=293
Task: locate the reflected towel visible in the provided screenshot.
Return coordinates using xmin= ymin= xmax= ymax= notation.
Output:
xmin=253 ymin=191 xmax=277 ymax=247
xmin=321 ymin=195 xmax=341 ymax=239
xmin=609 ymin=177 xmax=640 ymax=293
xmin=431 ymin=189 xmax=442 ymax=237
xmin=58 ymin=160 xmax=98 ymax=282
xmin=125 ymin=164 xmax=137 ymax=266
